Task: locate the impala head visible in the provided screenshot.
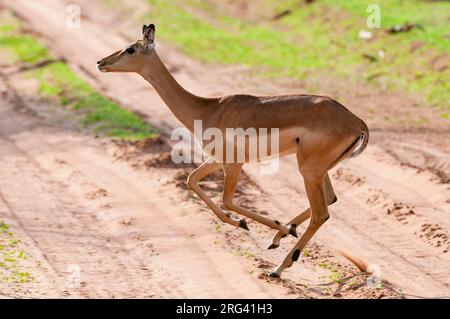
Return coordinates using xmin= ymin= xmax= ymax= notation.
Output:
xmin=97 ymin=24 xmax=156 ymax=73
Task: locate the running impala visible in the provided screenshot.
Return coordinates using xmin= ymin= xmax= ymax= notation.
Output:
xmin=97 ymin=24 xmax=369 ymax=277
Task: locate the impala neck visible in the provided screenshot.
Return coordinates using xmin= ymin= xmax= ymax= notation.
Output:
xmin=138 ymin=51 xmax=212 ymax=132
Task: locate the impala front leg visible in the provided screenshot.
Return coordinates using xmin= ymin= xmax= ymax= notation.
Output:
xmin=222 ymin=164 xmax=297 ymax=237
xmin=187 ymin=160 xmax=249 ymax=230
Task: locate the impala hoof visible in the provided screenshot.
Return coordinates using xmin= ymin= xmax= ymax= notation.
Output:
xmin=267 ymin=243 xmax=279 ymax=250
xmin=269 ymin=272 xmax=280 ymax=278
xmin=288 ymin=224 xmax=298 ymax=238
xmin=239 ymin=219 xmax=249 ymax=231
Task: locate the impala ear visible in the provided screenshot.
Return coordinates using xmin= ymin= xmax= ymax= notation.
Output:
xmin=142 ymin=24 xmax=155 ymax=46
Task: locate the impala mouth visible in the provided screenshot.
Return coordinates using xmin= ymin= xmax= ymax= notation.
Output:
xmin=96 ymin=62 xmax=108 ymax=73
xmin=96 ymin=58 xmax=113 ymax=72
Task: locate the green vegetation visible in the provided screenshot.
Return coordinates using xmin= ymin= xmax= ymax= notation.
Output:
xmin=0 ymin=220 xmax=32 ymax=283
xmin=302 ymin=248 xmax=309 ymax=257
xmin=322 ymin=0 xmax=450 ymax=51
xmin=319 ymin=262 xmax=345 ymax=284
xmin=145 ymin=0 xmax=449 ymax=110
xmin=147 ymin=0 xmax=320 ymax=75
xmin=234 ymin=248 xmax=255 ymax=259
xmin=35 ymin=63 xmax=156 ymax=140
xmin=0 ymin=13 xmax=156 ymax=141
xmin=0 ymin=34 xmax=49 ymax=63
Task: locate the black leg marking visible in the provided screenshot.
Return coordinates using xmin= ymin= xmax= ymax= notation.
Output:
xmin=292 ymin=249 xmax=300 ymax=262
xmin=239 ymin=219 xmax=249 ymax=231
xmin=274 ymin=220 xmax=280 ymax=225
xmin=267 ymin=243 xmax=279 ymax=250
xmin=288 ymin=224 xmax=298 ymax=238
xmin=295 ymin=137 xmax=300 ymax=144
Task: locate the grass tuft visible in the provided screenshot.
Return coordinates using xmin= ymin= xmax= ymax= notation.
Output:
xmin=0 ymin=220 xmax=33 ymax=284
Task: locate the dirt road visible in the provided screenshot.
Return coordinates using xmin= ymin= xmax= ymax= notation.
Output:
xmin=1 ymin=0 xmax=449 ymax=298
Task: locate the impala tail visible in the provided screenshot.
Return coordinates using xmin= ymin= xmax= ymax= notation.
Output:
xmin=350 ymin=120 xmax=369 ymax=158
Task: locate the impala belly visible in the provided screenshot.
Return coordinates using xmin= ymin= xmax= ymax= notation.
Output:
xmin=200 ymin=126 xmax=303 ymax=163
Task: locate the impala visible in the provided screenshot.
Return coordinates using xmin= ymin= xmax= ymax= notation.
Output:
xmin=97 ymin=24 xmax=369 ymax=277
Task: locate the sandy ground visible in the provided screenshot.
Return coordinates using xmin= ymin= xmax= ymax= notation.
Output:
xmin=0 ymin=0 xmax=449 ymax=298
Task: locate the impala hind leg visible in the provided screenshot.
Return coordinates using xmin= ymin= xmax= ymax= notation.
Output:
xmin=268 ymin=173 xmax=337 ymax=249
xmin=270 ymin=171 xmax=330 ymax=278
xmin=187 ymin=160 xmax=248 ymax=230
xmin=269 ymin=132 xmax=360 ymax=277
xmin=222 ymin=163 xmax=297 ymax=237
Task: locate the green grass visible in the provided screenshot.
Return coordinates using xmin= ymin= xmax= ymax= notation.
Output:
xmin=274 ymin=0 xmax=450 ymax=109
xmin=145 ymin=0 xmax=449 ymax=110
xmin=0 ymin=34 xmax=49 ymax=63
xmin=34 ymin=62 xmax=156 ymax=140
xmin=0 ymin=220 xmax=32 ymax=284
xmin=0 ymin=13 xmax=156 ymax=141
xmin=234 ymin=248 xmax=255 ymax=259
xmin=318 ymin=262 xmax=345 ymax=284
xmin=321 ymin=0 xmax=450 ymax=51
xmin=147 ymin=0 xmax=323 ymax=76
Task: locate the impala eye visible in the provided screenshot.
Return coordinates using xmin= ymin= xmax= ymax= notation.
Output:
xmin=126 ymin=47 xmax=135 ymax=54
